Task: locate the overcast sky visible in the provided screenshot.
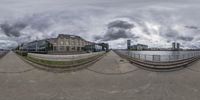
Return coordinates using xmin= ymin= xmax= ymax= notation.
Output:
xmin=0 ymin=0 xmax=200 ymax=49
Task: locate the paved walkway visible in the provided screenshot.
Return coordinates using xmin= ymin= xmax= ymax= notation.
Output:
xmin=0 ymin=51 xmax=200 ymax=100
xmin=87 ymin=51 xmax=138 ymax=74
xmin=0 ymin=51 xmax=34 ymax=73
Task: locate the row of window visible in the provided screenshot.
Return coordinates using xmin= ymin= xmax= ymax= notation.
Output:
xmin=53 ymin=46 xmax=83 ymax=51
xmin=57 ymin=41 xmax=90 ymax=46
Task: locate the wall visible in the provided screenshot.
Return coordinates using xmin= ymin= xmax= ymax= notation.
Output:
xmin=28 ymin=51 xmax=105 ymax=61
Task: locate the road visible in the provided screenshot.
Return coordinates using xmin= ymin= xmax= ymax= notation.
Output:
xmin=0 ymin=51 xmax=200 ymax=100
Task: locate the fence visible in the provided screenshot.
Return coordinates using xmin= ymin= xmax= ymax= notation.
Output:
xmin=0 ymin=51 xmax=8 ymax=58
xmin=116 ymin=51 xmax=200 ymax=62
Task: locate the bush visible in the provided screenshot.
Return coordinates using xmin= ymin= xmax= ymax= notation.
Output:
xmin=21 ymin=52 xmax=28 ymax=56
xmin=15 ymin=51 xmax=28 ymax=56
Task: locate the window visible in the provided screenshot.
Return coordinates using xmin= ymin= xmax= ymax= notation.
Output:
xmin=60 ymin=46 xmax=64 ymax=51
xmin=66 ymin=46 xmax=69 ymax=51
xmin=53 ymin=46 xmax=57 ymax=51
xmin=66 ymin=41 xmax=69 ymax=45
xmin=60 ymin=41 xmax=64 ymax=45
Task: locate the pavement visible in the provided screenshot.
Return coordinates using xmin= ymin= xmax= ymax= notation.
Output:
xmin=0 ymin=51 xmax=200 ymax=100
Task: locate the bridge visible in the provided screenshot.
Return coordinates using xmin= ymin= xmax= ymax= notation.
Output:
xmin=0 ymin=51 xmax=200 ymax=100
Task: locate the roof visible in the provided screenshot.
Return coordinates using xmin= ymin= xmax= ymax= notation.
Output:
xmin=58 ymin=34 xmax=82 ymax=39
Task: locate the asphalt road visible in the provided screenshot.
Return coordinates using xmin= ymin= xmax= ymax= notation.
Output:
xmin=0 ymin=51 xmax=200 ymax=100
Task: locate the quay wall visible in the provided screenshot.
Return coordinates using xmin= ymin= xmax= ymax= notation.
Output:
xmin=28 ymin=51 xmax=105 ymax=61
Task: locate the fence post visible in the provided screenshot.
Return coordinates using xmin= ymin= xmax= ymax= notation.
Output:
xmin=159 ymin=55 xmax=161 ymax=61
xmin=152 ymin=55 xmax=154 ymax=61
xmin=144 ymin=55 xmax=146 ymax=60
xmin=177 ymin=55 xmax=179 ymax=60
xmin=139 ymin=54 xmax=140 ymax=59
xmin=73 ymin=55 xmax=75 ymax=66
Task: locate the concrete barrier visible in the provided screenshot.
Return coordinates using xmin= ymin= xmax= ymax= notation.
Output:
xmin=28 ymin=51 xmax=105 ymax=61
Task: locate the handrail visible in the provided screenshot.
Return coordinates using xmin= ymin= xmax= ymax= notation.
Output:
xmin=114 ymin=50 xmax=200 ymax=71
xmin=116 ymin=50 xmax=200 ymax=62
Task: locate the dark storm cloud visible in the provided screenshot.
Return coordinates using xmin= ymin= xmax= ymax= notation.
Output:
xmin=185 ymin=25 xmax=198 ymax=30
xmin=0 ymin=15 xmax=52 ymax=37
xmin=95 ymin=20 xmax=136 ymax=41
xmin=178 ymin=36 xmax=194 ymax=41
xmin=162 ymin=31 xmax=194 ymax=42
xmin=108 ymin=20 xmax=134 ymax=29
xmin=0 ymin=22 xmax=27 ymax=37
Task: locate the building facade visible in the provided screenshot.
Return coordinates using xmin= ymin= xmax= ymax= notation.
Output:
xmin=47 ymin=34 xmax=93 ymax=52
xmin=172 ymin=42 xmax=180 ymax=51
xmin=130 ymin=44 xmax=148 ymax=50
xmin=20 ymin=40 xmax=53 ymax=53
xmin=127 ymin=40 xmax=131 ymax=50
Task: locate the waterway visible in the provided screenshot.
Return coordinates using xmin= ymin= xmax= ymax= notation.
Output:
xmin=118 ymin=50 xmax=200 ymax=61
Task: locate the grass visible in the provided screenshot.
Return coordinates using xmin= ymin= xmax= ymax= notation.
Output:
xmin=25 ymin=53 xmax=104 ymax=68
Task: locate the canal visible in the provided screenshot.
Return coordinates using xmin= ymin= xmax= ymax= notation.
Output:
xmin=118 ymin=50 xmax=200 ymax=61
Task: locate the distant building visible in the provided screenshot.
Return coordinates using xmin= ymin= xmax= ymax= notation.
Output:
xmin=177 ymin=43 xmax=180 ymax=50
xmin=172 ymin=42 xmax=180 ymax=51
xmin=130 ymin=44 xmax=148 ymax=50
xmin=136 ymin=44 xmax=148 ymax=50
xmin=83 ymin=43 xmax=109 ymax=52
xmin=97 ymin=43 xmax=109 ymax=51
xmin=172 ymin=42 xmax=176 ymax=50
xmin=84 ymin=44 xmax=102 ymax=52
xmin=127 ymin=40 xmax=131 ymax=50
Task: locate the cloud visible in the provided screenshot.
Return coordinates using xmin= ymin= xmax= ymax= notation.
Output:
xmin=108 ymin=20 xmax=134 ymax=29
xmin=95 ymin=20 xmax=138 ymax=41
xmin=185 ymin=25 xmax=198 ymax=30
xmin=0 ymin=22 xmax=27 ymax=37
xmin=0 ymin=0 xmax=200 ymax=49
xmin=178 ymin=36 xmax=194 ymax=41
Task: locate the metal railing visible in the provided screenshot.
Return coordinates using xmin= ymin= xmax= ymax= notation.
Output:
xmin=0 ymin=51 xmax=9 ymax=59
xmin=116 ymin=50 xmax=200 ymax=62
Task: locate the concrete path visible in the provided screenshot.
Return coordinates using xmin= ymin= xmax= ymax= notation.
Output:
xmin=87 ymin=51 xmax=138 ymax=74
xmin=0 ymin=51 xmax=200 ymax=100
xmin=0 ymin=51 xmax=35 ymax=73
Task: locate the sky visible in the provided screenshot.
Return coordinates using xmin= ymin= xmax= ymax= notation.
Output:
xmin=0 ymin=0 xmax=200 ymax=49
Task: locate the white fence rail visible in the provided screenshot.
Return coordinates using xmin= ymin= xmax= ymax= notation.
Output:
xmin=116 ymin=50 xmax=200 ymax=62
